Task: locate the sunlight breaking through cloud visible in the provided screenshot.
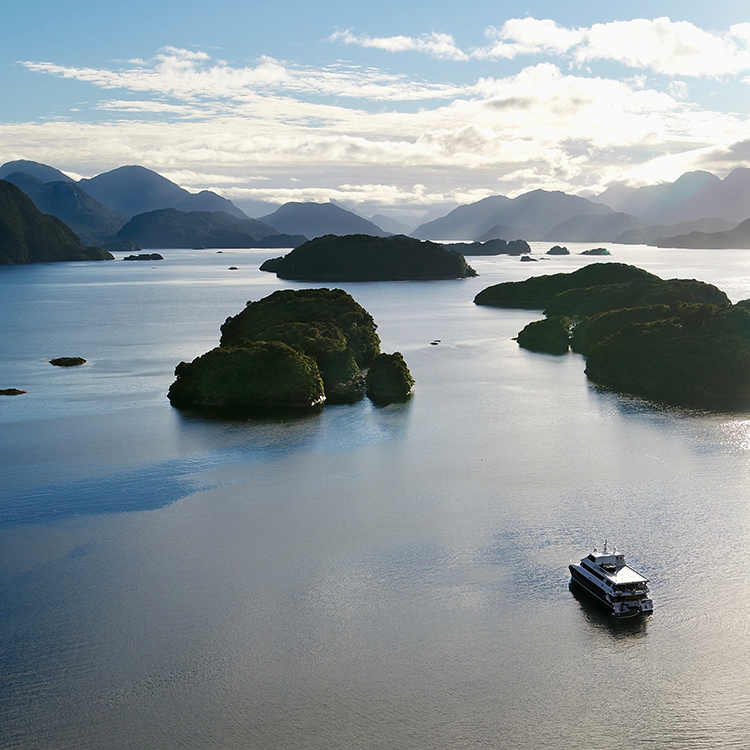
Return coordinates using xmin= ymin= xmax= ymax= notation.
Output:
xmin=9 ymin=17 xmax=750 ymax=213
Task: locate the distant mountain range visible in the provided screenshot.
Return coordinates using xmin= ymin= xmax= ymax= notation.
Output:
xmin=79 ymin=165 xmax=248 ymax=219
xmin=413 ymin=181 xmax=750 ymax=246
xmin=614 ymin=218 xmax=736 ymax=245
xmin=2 ymin=172 xmax=128 ymax=246
xmin=4 ymin=158 xmax=750 ymax=251
xmin=369 ymin=213 xmax=412 ymax=235
xmin=259 ymin=202 xmax=388 ymax=239
xmin=652 ymin=217 xmax=750 ymax=249
xmin=115 ymin=208 xmax=305 ymax=249
xmin=593 ymin=168 xmax=750 ymax=225
xmin=0 ymin=159 xmax=75 ymax=184
xmin=412 ymin=190 xmax=614 ymax=240
xmin=0 ymin=160 xmax=397 ymax=246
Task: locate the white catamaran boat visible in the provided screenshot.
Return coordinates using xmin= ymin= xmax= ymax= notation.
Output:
xmin=569 ymin=542 xmax=653 ymax=618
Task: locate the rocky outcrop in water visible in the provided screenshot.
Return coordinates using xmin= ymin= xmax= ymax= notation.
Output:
xmin=50 ymin=357 xmax=86 ymax=367
xmin=366 ymin=352 xmax=414 ymax=404
xmin=169 ymin=288 xmax=413 ymax=412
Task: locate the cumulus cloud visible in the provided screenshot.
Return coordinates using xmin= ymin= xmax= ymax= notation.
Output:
xmin=9 ymin=32 xmax=750 ymax=210
xmin=330 ymin=30 xmax=468 ymax=61
xmin=476 ymin=18 xmax=584 ymax=59
xmin=332 ymin=17 xmax=750 ymax=79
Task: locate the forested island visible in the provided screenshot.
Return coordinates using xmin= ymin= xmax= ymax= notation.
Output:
xmin=168 ymin=288 xmax=414 ymax=412
xmin=458 ymin=238 xmax=531 ymax=256
xmin=476 ymin=262 xmax=750 ymax=405
xmin=260 ymin=234 xmax=476 ymax=281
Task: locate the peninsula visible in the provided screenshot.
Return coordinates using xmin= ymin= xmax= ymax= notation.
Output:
xmin=476 ymin=262 xmax=749 ymax=405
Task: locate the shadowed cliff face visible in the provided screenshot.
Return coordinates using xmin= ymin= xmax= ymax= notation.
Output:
xmin=0 ymin=180 xmax=112 ymax=264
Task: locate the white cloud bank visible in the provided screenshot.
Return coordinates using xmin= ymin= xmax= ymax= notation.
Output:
xmin=336 ymin=17 xmax=750 ymax=78
xmin=5 ymin=21 xmax=750 ymax=212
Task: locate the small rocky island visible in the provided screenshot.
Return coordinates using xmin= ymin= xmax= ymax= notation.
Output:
xmin=477 ymin=262 xmax=750 ymax=405
xmin=168 ymin=288 xmax=414 ymax=412
xmin=459 ymin=238 xmax=531 ymax=256
xmin=50 ymin=357 xmax=87 ymax=367
xmin=124 ymin=253 xmax=163 ymax=261
xmin=260 ymin=234 xmax=476 ymax=281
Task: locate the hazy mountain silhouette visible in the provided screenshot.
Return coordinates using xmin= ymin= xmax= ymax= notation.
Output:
xmin=652 ymin=217 xmax=750 ymax=248
xmin=0 ymin=180 xmax=112 ymax=264
xmin=3 ymin=172 xmax=128 ymax=245
xmin=474 ymin=224 xmax=526 ymax=242
xmin=614 ymin=217 xmax=736 ymax=245
xmin=79 ymin=166 xmax=248 ymax=219
xmin=541 ymin=212 xmax=647 ymax=242
xmin=0 ymin=159 xmax=75 ymax=184
xmin=370 ymin=213 xmax=412 ymax=235
xmin=412 ymin=190 xmax=612 ymax=240
xmin=259 ymin=202 xmax=388 ymax=239
xmin=114 ymin=208 xmax=303 ymax=249
xmin=594 ymin=168 xmax=750 ymax=224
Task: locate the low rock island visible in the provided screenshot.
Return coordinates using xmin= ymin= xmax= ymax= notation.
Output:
xmin=50 ymin=357 xmax=86 ymax=367
xmin=169 ymin=288 xmax=414 ymax=412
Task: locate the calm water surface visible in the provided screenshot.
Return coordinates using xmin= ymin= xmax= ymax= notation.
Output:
xmin=2 ymin=244 xmax=750 ymax=748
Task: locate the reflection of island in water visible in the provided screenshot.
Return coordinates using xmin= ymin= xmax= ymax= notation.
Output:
xmin=168 ymin=288 xmax=414 ymax=414
xmin=476 ymin=261 xmax=750 ymax=407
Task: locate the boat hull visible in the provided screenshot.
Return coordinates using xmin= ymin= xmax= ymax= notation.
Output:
xmin=569 ymin=565 xmax=651 ymax=618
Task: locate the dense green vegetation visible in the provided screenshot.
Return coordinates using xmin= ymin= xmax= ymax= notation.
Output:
xmin=0 ymin=180 xmax=113 ymax=264
xmin=516 ymin=316 xmax=571 ymax=354
xmin=168 ymin=341 xmax=325 ymax=410
xmin=570 ymin=304 xmax=682 ymax=355
xmin=259 ymin=234 xmax=477 ymax=281
xmin=490 ymin=262 xmax=750 ymax=404
xmin=366 ymin=352 xmax=414 ymax=403
xmin=474 ymin=262 xmax=655 ymax=308
xmin=544 ymin=278 xmax=728 ymax=318
xmin=460 ymin=238 xmax=531 ymax=256
xmin=585 ymin=303 xmax=750 ymax=402
xmin=220 ymin=288 xmax=380 ymax=369
xmin=170 ymin=288 xmax=413 ymax=412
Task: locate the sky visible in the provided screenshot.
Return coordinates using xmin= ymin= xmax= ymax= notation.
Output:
xmin=2 ymin=1 xmax=750 ymax=220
